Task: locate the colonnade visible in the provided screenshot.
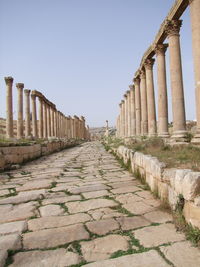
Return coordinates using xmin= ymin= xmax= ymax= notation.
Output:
xmin=116 ymin=0 xmax=200 ymax=143
xmin=4 ymin=76 xmax=90 ymax=140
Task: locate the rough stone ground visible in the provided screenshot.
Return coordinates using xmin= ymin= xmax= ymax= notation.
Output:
xmin=0 ymin=141 xmax=200 ymax=267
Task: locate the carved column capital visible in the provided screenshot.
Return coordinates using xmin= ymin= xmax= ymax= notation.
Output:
xmin=144 ymin=58 xmax=155 ymax=70
xmin=155 ymin=44 xmax=168 ymax=56
xmin=24 ymin=89 xmax=31 ymax=95
xmin=129 ymin=84 xmax=135 ymax=91
xmin=140 ymin=69 xmax=146 ymax=79
xmin=16 ymin=83 xmax=24 ymax=90
xmin=4 ymin=76 xmax=14 ymax=85
xmin=134 ymin=77 xmax=140 ymax=85
xmin=165 ymin=19 xmax=182 ymax=37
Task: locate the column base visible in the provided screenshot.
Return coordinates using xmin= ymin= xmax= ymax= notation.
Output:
xmin=170 ymin=130 xmax=188 ymax=143
xmin=148 ymin=133 xmax=157 ymax=137
xmin=158 ymin=132 xmax=170 ymax=138
xmin=191 ymin=133 xmax=200 ymax=145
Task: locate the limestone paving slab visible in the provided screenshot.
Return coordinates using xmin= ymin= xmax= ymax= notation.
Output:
xmin=0 ymin=233 xmax=22 ymax=250
xmin=111 ymin=185 xmax=140 ymax=194
xmin=143 ymin=210 xmax=173 ymax=223
xmin=23 ymin=224 xmax=90 ymax=249
xmin=81 ymin=234 xmax=130 ymax=262
xmin=83 ymin=250 xmax=170 ymax=267
xmin=28 ymin=213 xmax=91 ymax=231
xmin=116 ymin=216 xmax=150 ymax=230
xmin=39 ymin=204 xmax=65 ymax=217
xmin=133 ymin=223 xmax=185 ymax=247
xmin=86 ymin=218 xmax=119 ymax=235
xmin=108 ymin=180 xmax=140 ymax=189
xmin=160 ymin=241 xmax=200 ymax=267
xmin=16 ymin=179 xmax=53 ymax=192
xmin=42 ymin=195 xmax=81 ymax=205
xmin=82 ymin=190 xmax=109 ymax=199
xmin=0 ymin=189 xmax=9 ymax=196
xmin=68 ymin=184 xmax=109 ymax=194
xmin=123 ymin=201 xmax=156 ymax=215
xmin=0 ymin=250 xmax=8 ymax=267
xmin=10 ymin=249 xmax=81 ymax=267
xmin=115 ymin=193 xmax=143 ymax=204
xmin=88 ymin=208 xmax=127 ymax=220
xmin=0 ymin=220 xmax=27 ymax=235
xmin=66 ymin=199 xmax=117 ymax=213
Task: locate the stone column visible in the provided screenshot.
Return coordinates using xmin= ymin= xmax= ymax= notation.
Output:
xmin=119 ymin=103 xmax=122 ymax=137
xmin=24 ymin=89 xmax=31 ymax=138
xmin=121 ymin=100 xmax=125 ymax=137
xmin=129 ymin=85 xmax=136 ymax=136
xmin=38 ymin=97 xmax=43 ymax=138
xmin=31 ymin=94 xmax=38 ymax=138
xmin=189 ymin=0 xmax=200 ymax=142
xmin=5 ymin=77 xmax=14 ymax=138
xmin=50 ymin=107 xmax=54 ymax=137
xmin=53 ymin=109 xmax=58 ymax=137
xmin=43 ymin=102 xmax=47 ymax=138
xmin=126 ymin=91 xmax=131 ymax=137
xmin=155 ymin=44 xmax=169 ymax=137
xmin=134 ymin=77 xmax=141 ymax=136
xmin=16 ymin=83 xmax=24 ymax=139
xmin=140 ymin=69 xmax=148 ymax=135
xmin=165 ymin=20 xmax=187 ymax=140
xmin=124 ymin=93 xmax=128 ymax=137
xmin=47 ymin=105 xmax=51 ymax=138
xmin=144 ymin=58 xmax=157 ymax=136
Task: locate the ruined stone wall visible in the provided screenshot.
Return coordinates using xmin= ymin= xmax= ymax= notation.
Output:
xmin=110 ymin=145 xmax=200 ymax=230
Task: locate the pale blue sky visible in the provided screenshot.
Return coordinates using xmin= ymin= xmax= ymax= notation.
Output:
xmin=0 ymin=0 xmax=195 ymax=127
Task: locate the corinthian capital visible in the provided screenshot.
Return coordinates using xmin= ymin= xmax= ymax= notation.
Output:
xmin=4 ymin=76 xmax=14 ymax=85
xmin=165 ymin=19 xmax=182 ymax=37
xmin=16 ymin=83 xmax=24 ymax=89
xmin=155 ymin=44 xmax=168 ymax=56
xmin=134 ymin=77 xmax=140 ymax=85
xmin=140 ymin=69 xmax=146 ymax=79
xmin=144 ymin=58 xmax=155 ymax=70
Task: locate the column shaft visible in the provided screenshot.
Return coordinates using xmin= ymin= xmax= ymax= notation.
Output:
xmin=129 ymin=85 xmax=136 ymax=136
xmin=31 ymin=95 xmax=38 ymax=138
xmin=165 ymin=20 xmax=187 ymax=138
xmin=134 ymin=77 xmax=141 ymax=136
xmin=140 ymin=70 xmax=148 ymax=135
xmin=155 ymin=44 xmax=169 ymax=137
xmin=5 ymin=77 xmax=14 ymax=138
xmin=39 ymin=98 xmax=43 ymax=138
xmin=24 ymin=89 xmax=31 ymax=138
xmin=16 ymin=83 xmax=24 ymax=139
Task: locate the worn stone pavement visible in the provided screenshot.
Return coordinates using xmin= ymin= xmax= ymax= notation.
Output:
xmin=0 ymin=141 xmax=200 ymax=267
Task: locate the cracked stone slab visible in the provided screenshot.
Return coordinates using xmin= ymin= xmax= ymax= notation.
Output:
xmin=0 ymin=220 xmax=27 ymax=235
xmin=0 ymin=250 xmax=8 ymax=267
xmin=88 ymin=208 xmax=127 ymax=220
xmin=81 ymin=234 xmax=130 ymax=262
xmin=39 ymin=204 xmax=65 ymax=217
xmin=160 ymin=241 xmax=200 ymax=267
xmin=86 ymin=218 xmax=119 ymax=235
xmin=28 ymin=213 xmax=91 ymax=231
xmin=110 ymin=186 xmax=140 ymax=194
xmin=16 ymin=180 xmax=53 ymax=192
xmin=115 ymin=193 xmax=143 ymax=205
xmin=83 ymin=250 xmax=170 ymax=267
xmin=42 ymin=195 xmax=81 ymax=205
xmin=134 ymin=223 xmax=185 ymax=247
xmin=0 ymin=202 xmax=37 ymax=224
xmin=66 ymin=199 xmax=117 ymax=213
xmin=82 ymin=190 xmax=109 ymax=199
xmin=0 ymin=233 xmax=22 ymax=250
xmin=0 ymin=189 xmax=46 ymax=205
xmin=108 ymin=181 xmax=140 ymax=189
xmin=10 ymin=249 xmax=81 ymax=267
xmin=143 ymin=210 xmax=173 ymax=223
xmin=116 ymin=216 xmax=150 ymax=230
xmin=23 ymin=224 xmax=89 ymax=249
xmin=123 ymin=201 xmax=155 ymax=215
xmin=68 ymin=184 xmax=109 ymax=194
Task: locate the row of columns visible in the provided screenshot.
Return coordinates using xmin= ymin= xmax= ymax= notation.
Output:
xmin=117 ymin=0 xmax=200 ymax=143
xmin=4 ymin=77 xmax=90 ymax=140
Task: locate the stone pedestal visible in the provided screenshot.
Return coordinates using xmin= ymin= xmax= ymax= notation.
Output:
xmin=140 ymin=70 xmax=148 ymax=135
xmin=16 ymin=83 xmax=24 ymax=139
xmin=5 ymin=77 xmax=14 ymax=138
xmin=24 ymin=89 xmax=31 ymax=138
xmin=134 ymin=77 xmax=141 ymax=136
xmin=144 ymin=59 xmax=157 ymax=137
xmin=155 ymin=44 xmax=169 ymax=138
xmin=190 ymin=0 xmax=200 ymax=143
xmin=165 ymin=20 xmax=187 ymax=141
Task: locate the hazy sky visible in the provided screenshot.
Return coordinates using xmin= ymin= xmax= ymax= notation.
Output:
xmin=0 ymin=0 xmax=195 ymax=127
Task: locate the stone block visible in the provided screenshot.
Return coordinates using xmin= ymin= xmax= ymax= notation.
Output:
xmin=183 ymin=201 xmax=200 ymax=229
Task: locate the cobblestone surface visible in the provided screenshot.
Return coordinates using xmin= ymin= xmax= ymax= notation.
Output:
xmin=0 ymin=141 xmax=200 ymax=266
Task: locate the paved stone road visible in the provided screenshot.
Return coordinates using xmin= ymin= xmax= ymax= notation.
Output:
xmin=0 ymin=141 xmax=200 ymax=267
